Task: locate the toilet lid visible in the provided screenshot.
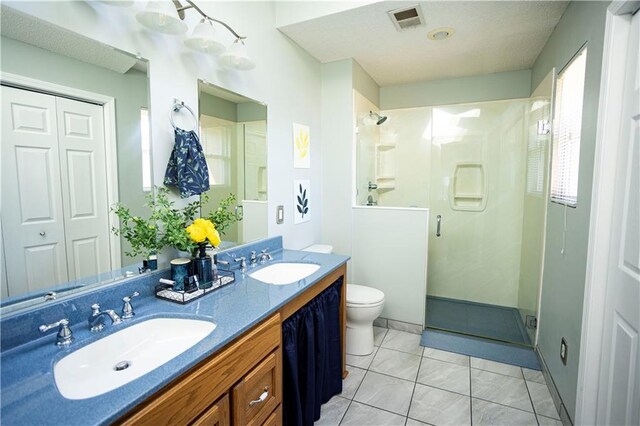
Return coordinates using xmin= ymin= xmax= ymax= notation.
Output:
xmin=347 ymin=284 xmax=384 ymax=305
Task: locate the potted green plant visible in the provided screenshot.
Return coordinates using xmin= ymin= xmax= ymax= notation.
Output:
xmin=111 ymin=191 xmax=163 ymax=270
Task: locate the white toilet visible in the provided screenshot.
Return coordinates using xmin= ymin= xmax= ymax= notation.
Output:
xmin=303 ymin=244 xmax=385 ymax=356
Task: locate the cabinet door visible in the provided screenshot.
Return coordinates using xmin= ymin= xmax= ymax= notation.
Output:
xmin=262 ymin=404 xmax=282 ymax=426
xmin=191 ymin=394 xmax=230 ymax=426
xmin=232 ymin=350 xmax=282 ymax=426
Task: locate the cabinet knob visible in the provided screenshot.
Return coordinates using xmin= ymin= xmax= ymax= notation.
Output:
xmin=248 ymin=387 xmax=269 ymax=407
xmin=39 ymin=231 xmax=46 ymax=237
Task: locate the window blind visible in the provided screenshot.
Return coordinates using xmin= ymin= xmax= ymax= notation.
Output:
xmin=550 ymin=48 xmax=587 ymax=207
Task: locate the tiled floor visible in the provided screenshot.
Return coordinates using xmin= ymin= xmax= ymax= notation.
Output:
xmin=316 ymin=327 xmax=562 ymax=426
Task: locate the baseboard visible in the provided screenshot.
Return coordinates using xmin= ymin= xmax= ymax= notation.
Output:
xmin=374 ymin=317 xmax=422 ymax=335
xmin=536 ymin=347 xmax=574 ymax=426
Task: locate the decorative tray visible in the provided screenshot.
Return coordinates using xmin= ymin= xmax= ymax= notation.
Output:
xmin=154 ymin=270 xmax=235 ymax=304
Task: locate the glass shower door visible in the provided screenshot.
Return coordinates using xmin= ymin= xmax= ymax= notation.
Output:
xmin=425 ymin=99 xmax=537 ymax=345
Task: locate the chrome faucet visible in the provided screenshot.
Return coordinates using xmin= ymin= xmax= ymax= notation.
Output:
xmin=39 ymin=318 xmax=73 ymax=346
xmin=234 ymin=256 xmax=247 ymax=272
xmin=259 ymin=249 xmax=272 ymax=263
xmin=88 ymin=304 xmax=122 ymax=332
xmin=250 ymin=251 xmax=258 ymax=267
xmin=121 ymin=291 xmax=140 ymax=319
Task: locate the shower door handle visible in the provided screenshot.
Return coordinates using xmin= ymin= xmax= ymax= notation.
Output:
xmin=436 ymin=215 xmax=442 ymax=237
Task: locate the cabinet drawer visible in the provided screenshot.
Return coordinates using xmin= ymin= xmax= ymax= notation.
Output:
xmin=262 ymin=404 xmax=282 ymax=426
xmin=232 ymin=350 xmax=282 ymax=426
xmin=191 ymin=394 xmax=230 ymax=426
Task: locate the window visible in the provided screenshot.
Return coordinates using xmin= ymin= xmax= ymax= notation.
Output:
xmin=200 ymin=125 xmax=231 ymax=187
xmin=550 ymin=47 xmax=587 ymax=207
xmin=140 ymin=108 xmax=152 ymax=192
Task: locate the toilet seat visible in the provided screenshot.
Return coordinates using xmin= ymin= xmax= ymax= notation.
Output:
xmin=347 ymin=284 xmax=385 ymax=306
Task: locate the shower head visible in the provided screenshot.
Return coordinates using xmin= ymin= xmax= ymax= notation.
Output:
xmin=369 ymin=111 xmax=387 ymax=125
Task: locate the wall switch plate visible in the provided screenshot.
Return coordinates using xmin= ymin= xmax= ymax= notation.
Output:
xmin=560 ymin=338 xmax=568 ymax=365
xmin=276 ymin=205 xmax=284 ymax=224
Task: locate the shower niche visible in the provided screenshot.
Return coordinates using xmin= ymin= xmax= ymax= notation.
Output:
xmin=449 ymin=162 xmax=487 ymax=211
xmin=375 ymin=142 xmax=396 ymax=189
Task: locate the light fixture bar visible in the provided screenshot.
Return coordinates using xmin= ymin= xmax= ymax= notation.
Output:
xmin=174 ymin=0 xmax=245 ymax=40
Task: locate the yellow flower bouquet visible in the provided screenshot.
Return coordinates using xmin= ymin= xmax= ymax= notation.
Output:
xmin=186 ymin=218 xmax=221 ymax=254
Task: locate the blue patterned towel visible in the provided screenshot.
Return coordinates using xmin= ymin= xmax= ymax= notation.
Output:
xmin=164 ymin=129 xmax=210 ymax=198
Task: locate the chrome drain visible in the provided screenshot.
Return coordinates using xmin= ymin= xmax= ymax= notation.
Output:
xmin=114 ymin=360 xmax=131 ymax=371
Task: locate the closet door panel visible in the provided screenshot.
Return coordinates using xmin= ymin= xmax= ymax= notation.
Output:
xmin=1 ymin=86 xmax=68 ymax=295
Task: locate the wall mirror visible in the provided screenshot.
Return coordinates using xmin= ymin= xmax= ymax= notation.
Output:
xmin=0 ymin=5 xmax=151 ymax=312
xmin=197 ymin=80 xmax=268 ymax=245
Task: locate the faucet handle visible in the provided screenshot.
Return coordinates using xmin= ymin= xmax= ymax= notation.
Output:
xmin=121 ymin=291 xmax=140 ymax=319
xmin=234 ymin=256 xmax=247 ymax=271
xmin=91 ymin=303 xmax=101 ymax=315
xmin=39 ymin=318 xmax=73 ymax=346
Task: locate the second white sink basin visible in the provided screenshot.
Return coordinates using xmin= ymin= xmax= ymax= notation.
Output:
xmin=54 ymin=317 xmax=215 ymax=400
xmin=250 ymin=262 xmax=320 ymax=285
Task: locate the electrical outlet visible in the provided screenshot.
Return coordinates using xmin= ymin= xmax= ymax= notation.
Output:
xmin=560 ymin=338 xmax=568 ymax=365
xmin=526 ymin=315 xmax=537 ymax=329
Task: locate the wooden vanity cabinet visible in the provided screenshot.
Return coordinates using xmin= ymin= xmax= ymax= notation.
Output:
xmin=119 ymin=314 xmax=281 ymax=426
xmin=191 ymin=394 xmax=230 ymax=426
xmin=119 ymin=263 xmax=348 ymax=426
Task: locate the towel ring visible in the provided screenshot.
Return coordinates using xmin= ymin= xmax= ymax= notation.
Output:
xmin=170 ymin=100 xmax=198 ymax=132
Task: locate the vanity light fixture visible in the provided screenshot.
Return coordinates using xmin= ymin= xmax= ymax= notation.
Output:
xmin=136 ymin=0 xmax=255 ymax=70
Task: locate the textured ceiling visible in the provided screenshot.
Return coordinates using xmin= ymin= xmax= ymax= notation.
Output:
xmin=278 ymin=1 xmax=568 ymax=86
xmin=0 ymin=5 xmax=141 ymax=75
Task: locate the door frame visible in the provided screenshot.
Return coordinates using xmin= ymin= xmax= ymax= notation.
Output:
xmin=576 ymin=1 xmax=639 ymax=424
xmin=0 ymin=72 xmax=122 ymax=270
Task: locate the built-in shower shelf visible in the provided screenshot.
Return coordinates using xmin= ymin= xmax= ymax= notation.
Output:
xmin=376 ymin=143 xmax=396 ymax=149
xmin=450 ymin=162 xmax=487 ymax=211
xmin=376 ymin=176 xmax=395 ymax=189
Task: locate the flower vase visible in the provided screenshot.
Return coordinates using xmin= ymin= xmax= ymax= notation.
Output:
xmin=193 ymin=245 xmax=213 ymax=289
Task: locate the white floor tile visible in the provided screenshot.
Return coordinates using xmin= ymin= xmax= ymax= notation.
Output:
xmin=423 ymin=347 xmax=470 ymax=366
xmin=341 ymin=367 xmax=366 ymax=399
xmin=471 ymin=357 xmax=523 ymax=378
xmin=471 ymin=369 xmax=533 ymax=412
xmin=381 ymin=329 xmax=424 ymax=355
xmin=409 ymin=383 xmax=471 ymax=426
xmin=370 ymin=347 xmax=422 ymax=381
xmin=526 ymin=380 xmax=560 ymax=419
xmin=522 ymin=367 xmax=545 ymax=384
xmin=353 ymin=371 xmax=415 ymax=416
xmin=315 ymin=396 xmax=350 ymax=426
xmin=340 ymin=401 xmax=406 ymax=426
xmin=346 ymin=346 xmax=379 ymax=369
xmin=417 ymin=357 xmax=470 ymax=395
xmin=472 ymin=398 xmax=537 ymax=426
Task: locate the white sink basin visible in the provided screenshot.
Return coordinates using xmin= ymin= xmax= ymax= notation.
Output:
xmin=249 ymin=262 xmax=321 ymax=285
xmin=54 ymin=318 xmax=215 ymax=400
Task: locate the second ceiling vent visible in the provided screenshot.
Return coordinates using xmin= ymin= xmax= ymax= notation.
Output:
xmin=388 ymin=5 xmax=425 ymax=31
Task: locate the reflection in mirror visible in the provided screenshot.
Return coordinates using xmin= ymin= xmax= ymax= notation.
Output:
xmin=0 ymin=5 xmax=151 ymax=311
xmin=198 ymin=80 xmax=268 ymax=245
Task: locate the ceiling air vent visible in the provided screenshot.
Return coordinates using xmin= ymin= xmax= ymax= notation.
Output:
xmin=388 ymin=5 xmax=425 ymax=31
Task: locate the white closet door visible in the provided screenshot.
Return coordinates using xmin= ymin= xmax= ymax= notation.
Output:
xmin=55 ymin=97 xmax=111 ymax=280
xmin=1 ymin=85 xmax=69 ymax=295
xmin=597 ymin=12 xmax=640 ymax=426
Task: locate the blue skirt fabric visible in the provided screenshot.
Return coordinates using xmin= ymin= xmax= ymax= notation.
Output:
xmin=282 ymin=279 xmax=343 ymax=426
xmin=164 ymin=129 xmax=209 ymax=198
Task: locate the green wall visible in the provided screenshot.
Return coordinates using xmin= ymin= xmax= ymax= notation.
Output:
xmin=1 ymin=36 xmax=149 ymax=267
xmin=532 ymin=1 xmax=609 ymax=420
xmin=199 ymin=92 xmax=238 ymax=122
xmin=380 ymin=69 xmax=531 ymax=110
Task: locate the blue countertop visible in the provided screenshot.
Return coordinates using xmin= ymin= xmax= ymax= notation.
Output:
xmin=0 ymin=242 xmax=348 ymax=425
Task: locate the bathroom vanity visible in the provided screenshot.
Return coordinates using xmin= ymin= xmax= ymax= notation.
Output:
xmin=0 ymin=237 xmax=349 ymax=425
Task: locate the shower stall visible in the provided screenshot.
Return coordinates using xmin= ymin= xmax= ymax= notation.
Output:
xmin=356 ymin=78 xmax=552 ymax=346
